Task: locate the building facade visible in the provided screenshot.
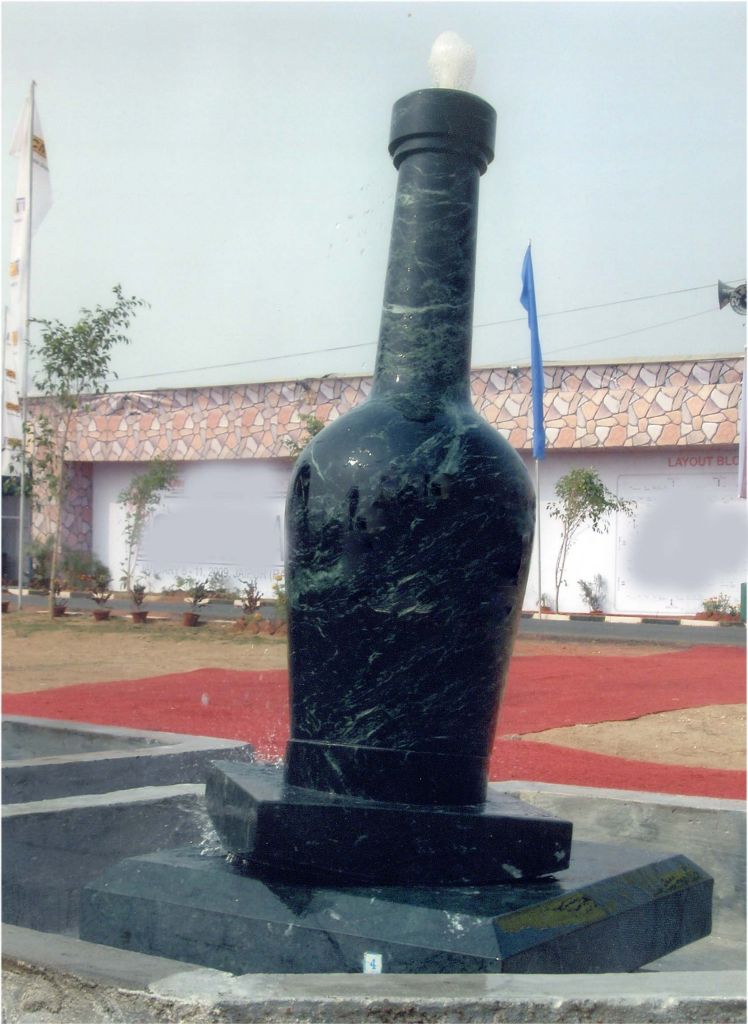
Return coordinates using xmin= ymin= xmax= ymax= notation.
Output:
xmin=23 ymin=355 xmax=745 ymax=615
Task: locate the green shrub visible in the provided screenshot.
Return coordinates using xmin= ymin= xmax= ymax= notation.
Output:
xmin=60 ymin=550 xmax=111 ymax=590
xmin=175 ymin=570 xmax=235 ymax=601
xmin=239 ymin=578 xmax=262 ymax=614
xmin=578 ymin=574 xmax=606 ymax=613
xmin=29 ymin=538 xmax=54 ymax=588
xmin=28 ymin=540 xmax=109 ymax=590
xmin=272 ymin=571 xmax=287 ymax=623
xmin=702 ymin=593 xmax=738 ymax=617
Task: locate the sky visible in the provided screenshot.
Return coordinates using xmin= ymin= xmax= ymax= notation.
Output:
xmin=2 ymin=1 xmax=746 ymax=394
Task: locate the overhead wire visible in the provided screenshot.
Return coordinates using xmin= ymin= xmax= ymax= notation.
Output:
xmin=102 ymin=280 xmax=739 ymax=386
xmin=542 ymin=307 xmax=718 ymax=358
xmin=472 ymin=282 xmax=725 ymax=329
xmin=104 ymin=341 xmax=375 ymax=386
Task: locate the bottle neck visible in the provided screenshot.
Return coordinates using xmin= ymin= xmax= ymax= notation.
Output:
xmin=372 ymin=150 xmax=480 ymax=418
xmin=370 ymin=88 xmax=495 ymax=420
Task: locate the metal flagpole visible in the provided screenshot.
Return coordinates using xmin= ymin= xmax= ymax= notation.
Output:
xmin=16 ymin=81 xmax=36 ymax=610
xmin=2 ymin=305 xmax=22 ymax=590
xmin=535 ymin=457 xmax=542 ymax=619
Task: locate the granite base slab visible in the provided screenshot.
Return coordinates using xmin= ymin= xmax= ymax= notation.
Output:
xmin=79 ymin=841 xmax=712 ymax=975
xmin=2 ymin=784 xmax=207 ymax=934
xmin=205 ymin=760 xmax=572 ymax=885
xmin=3 ymin=716 xmax=251 ymax=802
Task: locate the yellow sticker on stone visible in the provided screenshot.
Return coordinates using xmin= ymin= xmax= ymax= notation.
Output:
xmin=651 ymin=865 xmax=704 ymax=897
xmin=499 ymin=892 xmax=608 ymax=933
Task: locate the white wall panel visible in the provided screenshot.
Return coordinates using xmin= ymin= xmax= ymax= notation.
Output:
xmin=93 ymin=459 xmax=292 ymax=594
xmin=522 ymin=448 xmax=744 ymax=615
xmin=93 ymin=448 xmax=743 ymax=614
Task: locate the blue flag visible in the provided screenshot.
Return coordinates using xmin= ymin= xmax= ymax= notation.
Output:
xmin=520 ymin=245 xmax=545 ymax=459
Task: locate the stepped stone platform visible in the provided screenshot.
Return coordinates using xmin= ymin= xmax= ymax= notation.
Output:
xmin=80 ymin=839 xmax=711 ymax=975
xmin=2 ymin=712 xmax=743 ymax=1022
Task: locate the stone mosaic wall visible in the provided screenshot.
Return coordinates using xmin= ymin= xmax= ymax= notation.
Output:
xmin=31 ymin=462 xmax=92 ymax=556
xmin=31 ymin=357 xmax=743 ymax=466
xmin=475 ymin=359 xmax=743 ymax=450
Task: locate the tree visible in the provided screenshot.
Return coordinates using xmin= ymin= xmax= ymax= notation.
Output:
xmin=28 ymin=285 xmax=147 ymax=616
xmin=118 ymin=457 xmax=179 ymax=590
xmin=548 ymin=468 xmax=634 ymax=612
xmin=282 ymin=413 xmax=325 ymax=457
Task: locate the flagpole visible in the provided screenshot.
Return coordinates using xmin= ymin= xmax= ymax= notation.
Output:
xmin=1 ymin=305 xmax=21 ymax=590
xmin=16 ymin=81 xmax=36 ymax=610
xmin=535 ymin=456 xmax=542 ymax=618
xmin=531 ymin=241 xmax=542 ymax=620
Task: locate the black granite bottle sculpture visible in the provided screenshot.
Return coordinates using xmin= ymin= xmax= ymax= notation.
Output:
xmin=285 ymin=88 xmax=531 ymax=806
xmin=207 ymin=50 xmax=573 ymax=884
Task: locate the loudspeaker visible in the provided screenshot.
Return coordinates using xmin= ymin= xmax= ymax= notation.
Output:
xmin=718 ymin=280 xmax=747 ymax=315
xmin=718 ymin=280 xmax=733 ymax=309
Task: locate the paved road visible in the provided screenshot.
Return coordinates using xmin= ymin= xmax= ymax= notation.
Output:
xmin=10 ymin=592 xmax=253 ymax=620
xmin=9 ymin=592 xmax=745 ymax=647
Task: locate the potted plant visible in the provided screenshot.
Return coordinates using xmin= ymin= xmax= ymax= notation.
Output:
xmin=270 ymin=570 xmax=288 ymax=636
xmin=183 ymin=579 xmax=211 ymax=626
xmin=239 ymin=578 xmax=262 ymax=617
xmin=576 ymin=575 xmax=606 ymax=618
xmin=242 ymin=611 xmax=263 ymax=635
xmin=697 ymin=594 xmax=741 ymax=624
xmin=89 ymin=573 xmax=113 ymax=620
xmin=51 ymin=580 xmax=68 ymax=618
xmin=130 ymin=581 xmax=148 ymax=623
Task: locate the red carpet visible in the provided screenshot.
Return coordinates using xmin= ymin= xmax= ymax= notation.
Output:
xmin=4 ymin=645 xmax=745 ymax=800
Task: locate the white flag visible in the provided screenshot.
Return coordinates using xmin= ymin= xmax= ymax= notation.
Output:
xmin=2 ymin=91 xmax=52 ymax=476
xmin=10 ymin=94 xmax=53 ymax=233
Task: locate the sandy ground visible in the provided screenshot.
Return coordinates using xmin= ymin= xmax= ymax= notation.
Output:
xmin=521 ymin=704 xmax=746 ymax=771
xmin=2 ymin=609 xmax=744 ymax=771
xmin=1 ymin=611 xmax=290 ymax=691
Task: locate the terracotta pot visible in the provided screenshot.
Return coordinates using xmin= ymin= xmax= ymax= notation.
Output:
xmin=182 ymin=611 xmax=200 ymax=627
xmin=1 ymin=601 xmax=9 ymax=614
xmin=92 ymin=609 xmax=111 ymax=621
xmin=131 ymin=610 xmax=148 ymax=623
xmin=274 ymin=622 xmax=288 ymax=637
